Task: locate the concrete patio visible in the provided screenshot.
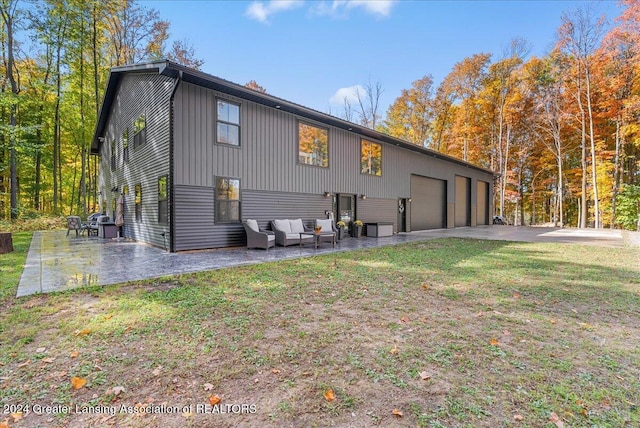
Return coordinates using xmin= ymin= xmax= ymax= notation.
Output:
xmin=16 ymin=226 xmax=639 ymax=297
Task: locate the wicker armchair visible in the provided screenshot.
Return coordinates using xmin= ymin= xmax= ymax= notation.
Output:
xmin=243 ymin=219 xmax=275 ymax=250
xmin=66 ymin=216 xmax=85 ymax=236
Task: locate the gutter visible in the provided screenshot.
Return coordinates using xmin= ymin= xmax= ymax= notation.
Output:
xmin=168 ymin=70 xmax=182 ymax=253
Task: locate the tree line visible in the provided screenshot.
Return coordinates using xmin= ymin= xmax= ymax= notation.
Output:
xmin=0 ymin=0 xmax=201 ymax=221
xmin=380 ymin=1 xmax=640 ymax=230
xmin=1 ymin=0 xmax=639 ymax=230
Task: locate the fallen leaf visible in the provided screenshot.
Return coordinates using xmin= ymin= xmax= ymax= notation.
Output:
xmin=17 ymin=360 xmax=31 ymax=368
xmin=74 ymin=328 xmax=91 ymax=336
xmin=209 ymin=395 xmax=222 ymax=405
xmin=490 ymin=338 xmax=499 ymax=346
xmin=183 ymin=410 xmax=193 ymax=418
xmin=0 ymin=421 xmax=8 ymax=428
xmin=421 ymin=283 xmax=428 ymax=290
xmin=203 ymin=383 xmax=214 ymax=391
xmin=550 ymin=412 xmax=564 ymax=428
xmin=35 ymin=347 xmax=47 ymax=353
xmin=42 ymin=357 xmax=55 ymax=364
xmin=503 ymin=330 xmax=511 ymax=336
xmin=271 ymin=368 xmax=281 ymax=374
xmin=390 ymin=346 xmax=398 ymax=355
xmin=152 ymin=366 xmax=162 ymax=376
xmin=10 ymin=412 xmax=22 ymax=422
xmin=71 ymin=377 xmax=87 ymax=390
xmin=513 ymin=293 xmax=520 ymax=299
xmin=550 ymin=319 xmax=557 ymax=325
xmin=392 ymin=408 xmax=403 ymax=417
xmin=324 ymin=389 xmax=335 ymax=402
xmin=419 ymin=371 xmax=432 ymax=380
xmin=514 ymin=414 xmax=524 ymax=421
xmin=400 ymin=316 xmax=410 ymax=323
xmin=111 ymin=386 xmax=125 ymax=396
xmin=70 ymin=351 xmax=79 ymax=358
xmin=476 ymin=311 xmax=484 ymax=317
xmin=104 ymin=314 xmax=113 ymax=320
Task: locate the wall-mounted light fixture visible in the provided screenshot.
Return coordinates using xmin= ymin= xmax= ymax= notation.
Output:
xmin=324 ymin=191 xmax=331 ymax=198
xmin=408 ymin=198 xmax=412 ymax=203
xmin=360 ymin=194 xmax=367 ymax=200
xmin=111 ymin=186 xmax=118 ymax=193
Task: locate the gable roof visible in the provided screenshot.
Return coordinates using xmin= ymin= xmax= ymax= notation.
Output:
xmin=92 ymin=59 xmax=496 ymax=175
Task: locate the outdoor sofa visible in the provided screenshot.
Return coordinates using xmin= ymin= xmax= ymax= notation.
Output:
xmin=270 ymin=219 xmax=314 ymax=247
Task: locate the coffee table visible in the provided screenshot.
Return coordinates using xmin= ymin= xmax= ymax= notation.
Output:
xmin=299 ymin=231 xmax=336 ymax=249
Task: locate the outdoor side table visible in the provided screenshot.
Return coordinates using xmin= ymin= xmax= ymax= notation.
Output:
xmin=299 ymin=232 xmax=336 ymax=249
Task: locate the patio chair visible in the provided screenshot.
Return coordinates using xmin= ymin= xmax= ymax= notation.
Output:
xmin=314 ymin=219 xmax=338 ymax=244
xmin=243 ymin=219 xmax=275 ymax=250
xmin=66 ymin=216 xmax=85 ymax=236
xmin=86 ymin=213 xmax=101 ymax=236
xmin=270 ymin=219 xmax=314 ymax=247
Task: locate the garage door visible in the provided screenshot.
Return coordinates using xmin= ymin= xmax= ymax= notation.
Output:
xmin=455 ymin=176 xmax=470 ymax=227
xmin=410 ymin=175 xmax=446 ymax=230
xmin=477 ymin=180 xmax=489 ymax=225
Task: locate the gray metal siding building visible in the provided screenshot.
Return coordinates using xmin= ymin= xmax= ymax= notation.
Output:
xmin=92 ymin=60 xmax=496 ymax=252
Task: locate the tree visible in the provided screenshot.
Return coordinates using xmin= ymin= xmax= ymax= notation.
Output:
xmin=167 ymin=38 xmax=203 ymax=69
xmin=244 ymin=80 xmax=266 ymax=93
xmin=557 ymin=5 xmax=606 ymax=228
xmin=355 ymin=78 xmax=383 ymax=129
xmin=384 ymin=75 xmax=435 ymax=147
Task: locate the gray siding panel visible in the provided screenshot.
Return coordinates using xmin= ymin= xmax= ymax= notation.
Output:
xmin=243 ymin=190 xmax=332 ymax=231
xmin=98 ymin=73 xmax=173 ymax=249
xmin=357 ymin=198 xmax=398 ymax=233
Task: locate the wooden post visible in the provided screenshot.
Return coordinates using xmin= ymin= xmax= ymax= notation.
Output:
xmin=0 ymin=232 xmax=13 ymax=254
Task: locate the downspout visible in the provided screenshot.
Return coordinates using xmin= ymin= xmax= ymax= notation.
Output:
xmin=169 ymin=70 xmax=182 ymax=252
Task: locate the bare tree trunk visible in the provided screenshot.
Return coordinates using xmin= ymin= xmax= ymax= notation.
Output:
xmin=611 ymin=120 xmax=621 ymax=228
xmin=585 ymin=68 xmax=599 ymax=228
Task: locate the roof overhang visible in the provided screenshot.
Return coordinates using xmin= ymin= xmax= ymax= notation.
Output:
xmin=91 ymin=60 xmax=496 ymax=176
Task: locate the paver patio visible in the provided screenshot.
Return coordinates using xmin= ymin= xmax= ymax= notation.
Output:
xmin=16 ymin=226 xmax=638 ymax=297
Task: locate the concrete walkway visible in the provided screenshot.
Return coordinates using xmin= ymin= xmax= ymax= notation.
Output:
xmin=17 ymin=226 xmax=639 ymax=297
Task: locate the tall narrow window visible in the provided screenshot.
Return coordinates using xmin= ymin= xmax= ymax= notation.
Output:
xmin=361 ymin=140 xmax=382 ymax=176
xmin=217 ymin=100 xmax=240 ymax=146
xmin=298 ymin=122 xmax=328 ymax=167
xmin=110 ymin=140 xmax=116 ymax=171
xmin=158 ymin=176 xmax=168 ymax=224
xmin=215 ymin=177 xmax=240 ymax=223
xmin=135 ymin=184 xmax=142 ymax=222
xmin=122 ymin=129 xmax=129 ymax=163
xmin=133 ymin=115 xmax=146 ymax=148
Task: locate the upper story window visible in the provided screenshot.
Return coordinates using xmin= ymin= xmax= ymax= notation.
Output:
xmin=133 ymin=115 xmax=146 ymax=149
xmin=110 ymin=140 xmax=116 ymax=171
xmin=361 ymin=140 xmax=382 ymax=176
xmin=215 ymin=177 xmax=241 ymax=223
xmin=122 ymin=129 xmax=129 ymax=163
xmin=298 ymin=122 xmax=328 ymax=167
xmin=217 ymin=100 xmax=240 ymax=146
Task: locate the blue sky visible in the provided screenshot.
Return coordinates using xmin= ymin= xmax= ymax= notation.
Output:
xmin=143 ymin=0 xmax=622 ymax=118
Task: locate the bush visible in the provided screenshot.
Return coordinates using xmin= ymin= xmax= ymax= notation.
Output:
xmin=616 ymin=184 xmax=640 ymax=231
xmin=0 ymin=214 xmax=66 ymax=232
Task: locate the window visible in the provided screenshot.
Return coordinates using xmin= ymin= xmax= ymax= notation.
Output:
xmin=298 ymin=122 xmax=328 ymax=167
xmin=122 ymin=129 xmax=129 ymax=163
xmin=361 ymin=140 xmax=382 ymax=176
xmin=123 ymin=184 xmax=129 ymax=195
xmin=135 ymin=184 xmax=142 ymax=222
xmin=215 ymin=177 xmax=240 ymax=223
xmin=217 ymin=100 xmax=240 ymax=146
xmin=110 ymin=140 xmax=116 ymax=171
xmin=158 ymin=176 xmax=168 ymax=224
xmin=133 ymin=115 xmax=146 ymax=148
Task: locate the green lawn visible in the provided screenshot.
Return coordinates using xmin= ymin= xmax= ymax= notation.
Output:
xmin=1 ymin=237 xmax=639 ymax=427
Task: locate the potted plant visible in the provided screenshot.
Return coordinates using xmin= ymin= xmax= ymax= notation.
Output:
xmin=336 ymin=221 xmax=346 ymax=240
xmin=314 ymin=225 xmax=322 ymax=234
xmin=352 ymin=220 xmax=363 ymax=238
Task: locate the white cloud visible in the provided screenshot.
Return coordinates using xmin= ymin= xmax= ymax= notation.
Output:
xmin=313 ymin=0 xmax=396 ymax=18
xmin=329 ymin=85 xmax=365 ymax=106
xmin=245 ymin=0 xmax=304 ymax=23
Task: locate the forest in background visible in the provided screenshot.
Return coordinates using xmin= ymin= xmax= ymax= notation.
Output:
xmin=1 ymin=0 xmax=639 ymax=230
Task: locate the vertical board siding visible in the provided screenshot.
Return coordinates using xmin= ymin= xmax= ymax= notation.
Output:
xmin=357 ymin=198 xmax=398 ymax=233
xmin=98 ymin=73 xmax=173 ymax=249
xmin=242 ymin=190 xmax=333 ymax=231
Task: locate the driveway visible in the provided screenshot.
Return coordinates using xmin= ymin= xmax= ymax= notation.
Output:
xmin=17 ymin=226 xmax=639 ymax=297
